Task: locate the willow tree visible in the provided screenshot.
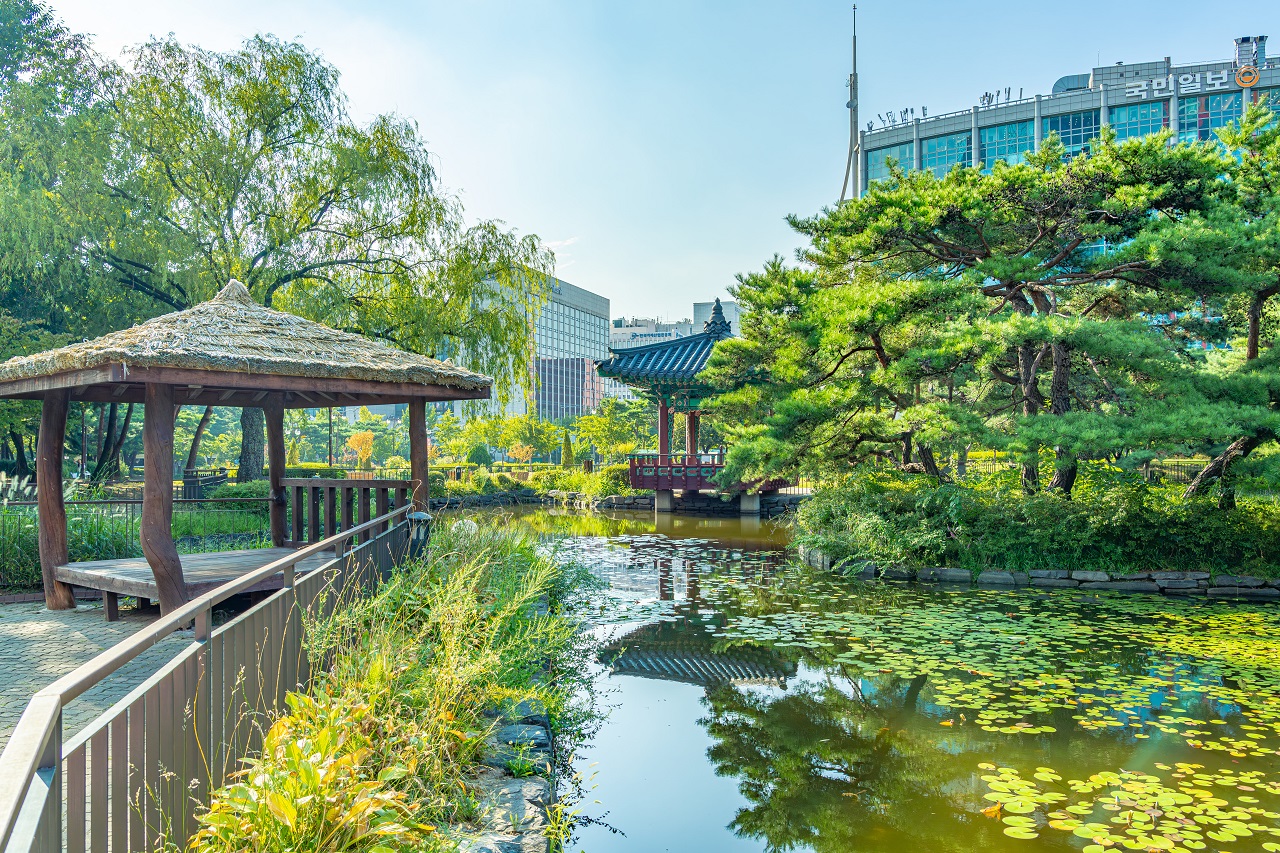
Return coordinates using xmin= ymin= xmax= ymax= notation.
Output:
xmin=14 ymin=26 xmax=552 ymax=478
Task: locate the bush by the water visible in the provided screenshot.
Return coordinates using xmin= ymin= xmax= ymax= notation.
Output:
xmin=528 ymin=464 xmax=635 ymax=498
xmin=189 ymin=523 xmax=594 ymax=853
xmin=795 ymin=466 xmax=1280 ymax=577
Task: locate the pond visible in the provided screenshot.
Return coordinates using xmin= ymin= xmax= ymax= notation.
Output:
xmin=478 ymin=508 xmax=1280 ymax=853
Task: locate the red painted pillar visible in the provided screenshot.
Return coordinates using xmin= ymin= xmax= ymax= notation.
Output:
xmin=658 ymin=401 xmax=670 ymax=458
xmin=685 ymin=412 xmax=700 ymax=458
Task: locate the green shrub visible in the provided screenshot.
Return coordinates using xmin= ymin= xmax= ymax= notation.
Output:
xmin=190 ymin=524 xmax=593 ymax=852
xmin=795 ymin=465 xmax=1280 ymax=577
xmin=466 ymin=445 xmax=493 ymax=466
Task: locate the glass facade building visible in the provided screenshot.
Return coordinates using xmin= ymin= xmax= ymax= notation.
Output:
xmin=920 ymin=132 xmax=972 ymax=177
xmin=1043 ymin=109 xmax=1101 ymax=156
xmin=866 ymin=142 xmax=914 ymax=183
xmin=1178 ymin=92 xmax=1245 ymax=143
xmin=979 ymin=121 xmax=1034 ymax=169
xmin=532 ymin=288 xmax=611 ymax=421
xmin=856 ymin=38 xmax=1279 ymax=195
xmin=1110 ymin=101 xmax=1169 ymax=140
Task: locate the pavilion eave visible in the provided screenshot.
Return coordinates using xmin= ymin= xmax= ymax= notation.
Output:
xmin=0 ymin=364 xmax=491 ymax=407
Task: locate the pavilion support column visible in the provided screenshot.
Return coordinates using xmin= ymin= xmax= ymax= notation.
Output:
xmin=263 ymin=395 xmax=287 ymax=547
xmin=658 ymin=400 xmax=671 ymax=458
xmin=408 ymin=400 xmax=430 ymax=512
xmin=37 ymin=390 xmax=76 ymax=610
xmin=142 ymin=383 xmax=187 ymax=614
xmin=685 ymin=411 xmax=700 ymax=456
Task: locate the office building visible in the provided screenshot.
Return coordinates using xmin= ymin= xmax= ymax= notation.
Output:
xmin=855 ymin=36 xmax=1278 ymax=194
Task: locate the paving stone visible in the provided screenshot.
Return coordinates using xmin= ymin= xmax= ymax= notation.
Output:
xmin=1071 ymin=571 xmax=1111 ymax=582
xmin=1079 ymin=581 xmax=1161 ymax=593
xmin=0 ymin=600 xmax=188 ymax=750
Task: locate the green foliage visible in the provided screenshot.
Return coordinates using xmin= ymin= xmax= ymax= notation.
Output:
xmin=573 ymin=398 xmax=654 ymax=462
xmin=527 ymin=464 xmax=634 ymax=498
xmin=795 ymin=466 xmax=1280 ymax=576
xmin=192 ymin=523 xmax=593 ymax=852
xmin=465 ymin=444 xmax=494 ymax=466
xmin=706 ymin=116 xmax=1280 ymax=494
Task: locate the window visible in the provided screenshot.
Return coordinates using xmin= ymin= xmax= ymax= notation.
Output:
xmin=1178 ymin=92 xmax=1243 ymax=143
xmin=920 ymin=132 xmax=972 ymax=177
xmin=1043 ymin=109 xmax=1100 ymax=157
xmin=979 ymin=121 xmax=1034 ymax=169
xmin=1109 ymin=101 xmax=1168 ymax=141
xmin=866 ymin=142 xmax=914 ymax=183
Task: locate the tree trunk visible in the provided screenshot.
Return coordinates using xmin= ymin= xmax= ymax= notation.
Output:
xmin=902 ymin=432 xmax=913 ymax=466
xmin=917 ymin=446 xmax=949 ymax=482
xmin=9 ymin=428 xmax=30 ymax=479
xmin=91 ymin=403 xmax=134 ymax=482
xmin=1047 ymin=341 xmax=1077 ymax=496
xmin=1183 ymin=432 xmax=1273 ymax=499
xmin=238 ymin=407 xmax=265 ymax=482
xmin=956 ymin=446 xmax=968 ymax=478
xmin=184 ymin=405 xmax=215 ymax=471
xmin=1246 ymin=284 xmax=1279 ymax=361
xmin=263 ymin=396 xmax=287 ymax=546
xmin=1017 ymin=341 xmax=1045 ymax=494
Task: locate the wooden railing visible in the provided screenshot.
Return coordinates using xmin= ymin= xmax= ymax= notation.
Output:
xmin=282 ymin=478 xmax=414 ymax=547
xmin=628 ymin=453 xmax=726 ymax=491
xmin=0 ymin=504 xmax=414 ymax=853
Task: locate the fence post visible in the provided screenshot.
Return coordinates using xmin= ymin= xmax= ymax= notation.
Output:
xmin=193 ymin=604 xmax=213 ymax=817
xmin=408 ymin=512 xmax=432 ymax=563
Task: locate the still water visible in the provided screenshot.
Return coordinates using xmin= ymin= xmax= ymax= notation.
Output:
xmin=490 ymin=509 xmax=1280 ymax=853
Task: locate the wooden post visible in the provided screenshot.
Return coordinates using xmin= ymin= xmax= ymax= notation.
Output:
xmin=141 ymin=383 xmax=187 ymax=614
xmin=658 ymin=400 xmax=671 ymax=458
xmin=263 ymin=395 xmax=287 ymax=547
xmin=685 ymin=411 xmax=700 ymax=458
xmin=408 ymin=400 xmax=429 ymax=511
xmin=37 ymin=390 xmax=77 ymax=610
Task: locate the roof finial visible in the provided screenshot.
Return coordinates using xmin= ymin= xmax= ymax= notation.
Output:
xmin=703 ymin=298 xmax=732 ymax=341
xmin=214 ymin=279 xmax=256 ymax=306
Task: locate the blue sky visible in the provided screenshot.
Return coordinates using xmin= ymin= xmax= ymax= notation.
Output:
xmin=51 ymin=1 xmax=1279 ymax=320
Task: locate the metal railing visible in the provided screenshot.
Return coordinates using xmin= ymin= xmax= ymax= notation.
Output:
xmin=0 ymin=504 xmax=413 ymax=853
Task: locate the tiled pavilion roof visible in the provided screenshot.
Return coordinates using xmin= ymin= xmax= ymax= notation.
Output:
xmin=596 ymin=298 xmax=733 ymax=386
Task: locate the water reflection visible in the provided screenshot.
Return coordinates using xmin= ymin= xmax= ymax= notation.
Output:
xmin=462 ymin=509 xmax=1280 ymax=852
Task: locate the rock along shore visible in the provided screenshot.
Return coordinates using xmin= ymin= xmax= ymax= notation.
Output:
xmin=798 ymin=547 xmax=1280 ymax=602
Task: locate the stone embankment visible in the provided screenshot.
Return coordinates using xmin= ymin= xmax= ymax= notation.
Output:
xmin=799 ymin=547 xmax=1280 ymax=601
xmin=458 ymin=596 xmax=558 ymax=853
xmin=592 ymin=492 xmax=804 ymax=517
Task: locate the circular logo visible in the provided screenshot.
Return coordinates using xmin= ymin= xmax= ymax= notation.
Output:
xmin=1237 ymin=65 xmax=1260 ymax=88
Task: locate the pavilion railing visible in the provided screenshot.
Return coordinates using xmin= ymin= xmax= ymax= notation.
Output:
xmin=282 ymin=478 xmax=414 ymax=547
xmin=0 ymin=503 xmax=414 ymax=853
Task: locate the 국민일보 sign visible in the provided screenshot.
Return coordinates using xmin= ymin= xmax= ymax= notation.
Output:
xmin=1124 ymin=69 xmax=1237 ymax=100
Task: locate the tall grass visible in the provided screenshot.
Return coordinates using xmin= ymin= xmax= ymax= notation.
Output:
xmin=0 ymin=503 xmax=271 ymax=592
xmin=189 ymin=523 xmax=595 ymax=853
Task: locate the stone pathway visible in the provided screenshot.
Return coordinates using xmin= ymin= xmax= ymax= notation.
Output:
xmin=0 ymin=599 xmax=190 ymax=750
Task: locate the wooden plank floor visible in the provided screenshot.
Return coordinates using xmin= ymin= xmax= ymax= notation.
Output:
xmin=55 ymin=548 xmax=337 ymax=600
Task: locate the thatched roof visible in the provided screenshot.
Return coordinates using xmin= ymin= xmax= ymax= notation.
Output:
xmin=0 ymin=280 xmax=491 ymax=392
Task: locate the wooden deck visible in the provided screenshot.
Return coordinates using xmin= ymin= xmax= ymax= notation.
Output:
xmin=56 ymin=548 xmax=337 ymax=619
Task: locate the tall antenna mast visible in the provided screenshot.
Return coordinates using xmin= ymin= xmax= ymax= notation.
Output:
xmin=839 ymin=5 xmax=859 ymax=203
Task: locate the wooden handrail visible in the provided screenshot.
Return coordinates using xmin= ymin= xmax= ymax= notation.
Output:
xmin=0 ymin=503 xmax=411 ymax=849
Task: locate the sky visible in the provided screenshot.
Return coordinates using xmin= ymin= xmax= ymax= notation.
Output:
xmin=47 ymin=0 xmax=1280 ymax=321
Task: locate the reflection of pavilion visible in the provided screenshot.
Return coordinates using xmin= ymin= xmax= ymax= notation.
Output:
xmin=601 ymin=620 xmax=797 ymax=688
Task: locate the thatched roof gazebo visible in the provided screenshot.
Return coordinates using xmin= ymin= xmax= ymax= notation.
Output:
xmin=0 ymin=280 xmax=491 ymax=614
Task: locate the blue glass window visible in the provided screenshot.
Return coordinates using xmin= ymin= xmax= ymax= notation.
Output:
xmin=866 ymin=142 xmax=914 ymax=183
xmin=1109 ymin=101 xmax=1168 ymax=141
xmin=920 ymin=132 xmax=972 ymax=177
xmin=1178 ymin=92 xmax=1243 ymax=143
xmin=979 ymin=121 xmax=1034 ymax=170
xmin=1043 ymin=110 xmax=1100 ymax=157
